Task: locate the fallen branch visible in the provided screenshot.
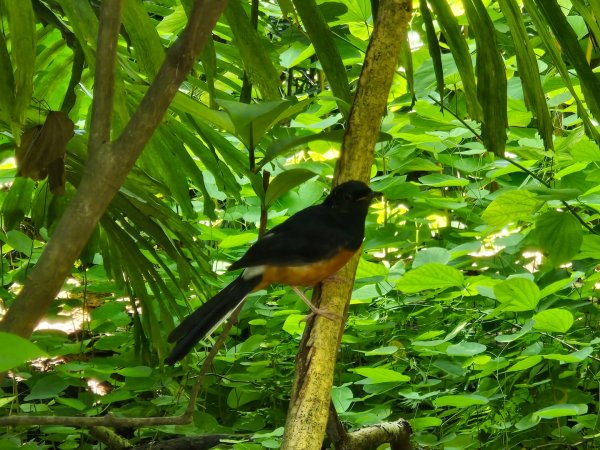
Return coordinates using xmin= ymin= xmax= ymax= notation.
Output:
xmin=340 ymin=419 xmax=412 ymax=450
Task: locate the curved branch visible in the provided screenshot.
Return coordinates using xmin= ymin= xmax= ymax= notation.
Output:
xmin=341 ymin=419 xmax=412 ymax=450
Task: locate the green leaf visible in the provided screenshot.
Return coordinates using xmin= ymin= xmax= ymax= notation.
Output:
xmin=224 ymin=0 xmax=280 ymax=100
xmin=0 ymin=332 xmax=47 ymax=371
xmin=533 ymin=403 xmax=588 ymax=419
xmin=495 ymin=320 xmax=535 ymax=343
xmin=115 ymin=366 xmax=153 ymax=378
xmin=433 ymin=394 xmax=489 ymax=408
xmin=418 ymin=174 xmax=469 ymax=187
xmin=331 ymin=386 xmax=354 ymax=413
xmin=543 ymin=347 xmax=593 ymax=363
xmin=0 ymin=29 xmax=15 ymax=129
xmin=220 ymin=232 xmax=257 ymax=249
xmin=54 ymin=0 xmax=98 ymax=69
xmin=261 ymin=130 xmax=345 ymax=167
xmin=5 ymin=0 xmax=36 ymax=128
xmin=282 ymin=314 xmax=306 ymax=335
xmin=356 ymin=258 xmax=389 ymax=279
xmin=419 ymin=0 xmax=445 ymax=104
xmin=122 ymin=0 xmax=165 ymax=78
xmin=523 ymin=0 xmax=600 ymax=140
xmin=4 ymin=230 xmax=34 ymax=254
xmin=464 ymin=0 xmax=507 ymax=156
xmin=292 ymin=0 xmax=352 ymax=107
xmin=482 ymin=190 xmax=542 ymax=227
xmin=56 ymin=397 xmax=87 ymax=411
xmin=396 ymin=263 xmax=464 ymax=293
xmin=413 ymin=248 xmax=451 ymax=267
xmin=527 ymin=186 xmax=580 ymax=201
xmin=280 ymin=41 xmax=316 ymax=69
xmin=535 ymin=211 xmax=582 ymax=266
xmin=515 ymin=414 xmax=541 ymax=430
xmin=265 ymin=169 xmax=317 ymax=207
xmin=446 ymin=342 xmax=486 ymax=357
xmin=227 ymin=387 xmax=263 ymax=408
xmin=0 ymin=396 xmax=16 ymax=408
xmin=507 ymin=355 xmax=543 ymax=372
xmin=539 ymin=273 xmax=580 ymax=298
xmin=497 ymin=0 xmax=553 ymax=149
xmin=494 ymin=278 xmax=540 ymax=312
xmin=217 ymin=99 xmax=298 ymax=149
xmin=532 ymin=308 xmax=574 ymax=333
xmin=428 ymin=0 xmax=482 ymax=120
xmin=1 ymin=177 xmax=34 ymax=231
xmin=410 ymin=416 xmax=443 ymax=430
xmin=360 ymin=346 xmax=399 ymax=356
xmin=25 ymin=374 xmax=69 ymax=400
xmin=352 ymin=367 xmax=410 ymax=383
xmin=532 ymin=0 xmax=600 ymax=123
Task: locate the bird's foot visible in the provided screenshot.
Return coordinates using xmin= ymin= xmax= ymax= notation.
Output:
xmin=291 ymin=286 xmax=343 ymax=322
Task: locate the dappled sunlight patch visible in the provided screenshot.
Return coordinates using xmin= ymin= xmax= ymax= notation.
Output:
xmin=87 ymin=378 xmax=109 ymax=396
xmin=522 ymin=251 xmax=543 ymax=273
xmin=307 ymin=148 xmax=339 ymax=162
xmin=469 ymin=228 xmax=513 ymax=257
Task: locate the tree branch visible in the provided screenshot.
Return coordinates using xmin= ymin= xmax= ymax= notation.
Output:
xmin=0 ymin=413 xmax=190 ymax=427
xmin=0 ymin=0 xmax=228 ymax=340
xmin=340 ymin=419 xmax=412 ymax=450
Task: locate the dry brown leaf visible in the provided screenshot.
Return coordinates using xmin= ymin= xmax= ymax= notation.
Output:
xmin=16 ymin=110 xmax=74 ymax=194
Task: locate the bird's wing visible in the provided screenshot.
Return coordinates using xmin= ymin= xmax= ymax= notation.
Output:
xmin=229 ymin=205 xmax=351 ymax=270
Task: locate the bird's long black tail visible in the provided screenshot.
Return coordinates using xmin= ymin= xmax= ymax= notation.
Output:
xmin=164 ymin=275 xmax=261 ymax=365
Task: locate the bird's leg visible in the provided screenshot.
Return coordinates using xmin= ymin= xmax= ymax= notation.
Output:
xmin=291 ymin=286 xmax=343 ymax=321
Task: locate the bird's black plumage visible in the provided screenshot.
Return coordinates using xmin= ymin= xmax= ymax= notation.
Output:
xmin=165 ymin=180 xmax=377 ymax=364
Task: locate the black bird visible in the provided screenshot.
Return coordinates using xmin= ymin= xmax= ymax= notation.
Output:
xmin=165 ymin=180 xmax=378 ymax=364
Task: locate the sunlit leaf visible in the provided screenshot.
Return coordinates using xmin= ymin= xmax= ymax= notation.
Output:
xmin=533 ymin=403 xmax=588 ymax=419
xmin=494 ymin=278 xmax=540 ymax=312
xmin=543 ymin=347 xmax=593 ymax=363
xmin=397 ymin=263 xmax=464 ymax=293
xmin=352 ymin=367 xmax=410 ymax=383
xmin=419 ymin=174 xmax=469 ymax=187
xmin=533 ymin=308 xmax=574 ymax=333
xmin=482 ymin=190 xmax=542 ymax=227
xmin=433 ymin=394 xmax=489 ymax=408
xmin=506 ymin=355 xmax=543 ymax=372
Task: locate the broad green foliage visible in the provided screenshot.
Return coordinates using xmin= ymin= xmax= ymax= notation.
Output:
xmin=1 ymin=1 xmax=600 ymax=449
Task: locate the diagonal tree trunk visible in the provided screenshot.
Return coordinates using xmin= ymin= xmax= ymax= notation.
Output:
xmin=281 ymin=1 xmax=413 ymax=449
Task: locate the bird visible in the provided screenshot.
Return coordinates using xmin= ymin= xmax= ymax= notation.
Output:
xmin=164 ymin=180 xmax=379 ymax=364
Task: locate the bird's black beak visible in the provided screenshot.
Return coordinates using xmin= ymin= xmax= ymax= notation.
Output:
xmin=364 ymin=190 xmax=383 ymax=201
xmin=356 ymin=190 xmax=383 ymax=202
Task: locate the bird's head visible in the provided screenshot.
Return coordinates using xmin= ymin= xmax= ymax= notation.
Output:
xmin=324 ymin=180 xmax=381 ymax=215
